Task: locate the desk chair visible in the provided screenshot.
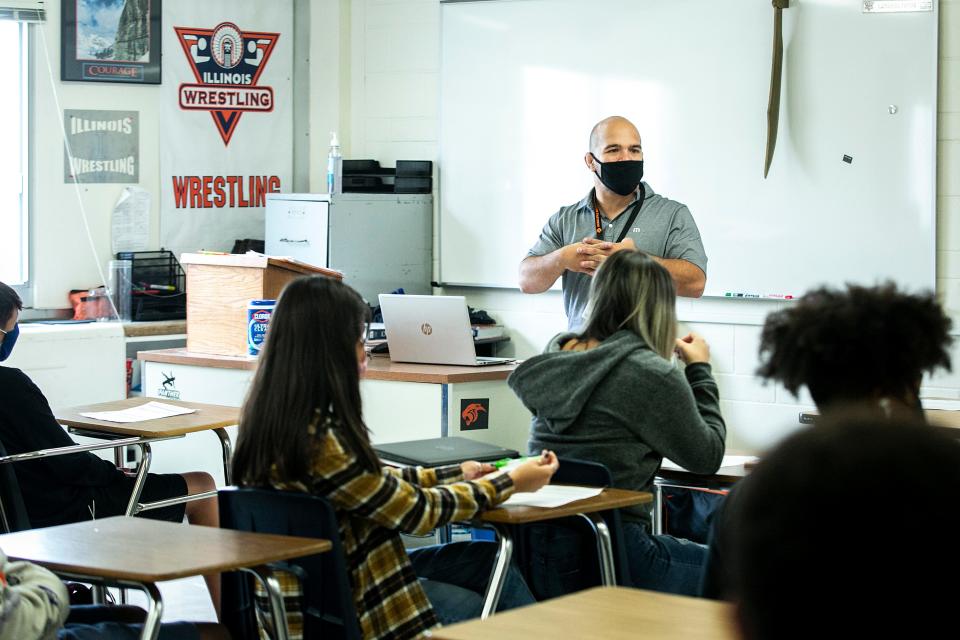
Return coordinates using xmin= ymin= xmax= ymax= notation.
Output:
xmin=0 ymin=440 xmax=31 ymax=532
xmin=218 ymin=487 xmax=361 ymax=640
xmin=0 ymin=441 xmax=153 ymax=620
xmin=0 ymin=434 xmax=168 ymax=531
xmin=0 ymin=436 xmax=166 ymax=604
xmin=513 ymin=458 xmax=633 ymax=599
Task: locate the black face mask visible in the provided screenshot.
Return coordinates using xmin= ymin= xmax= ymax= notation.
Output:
xmin=591 ymin=153 xmax=643 ymax=196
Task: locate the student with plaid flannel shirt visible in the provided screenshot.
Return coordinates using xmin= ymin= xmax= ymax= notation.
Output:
xmin=233 ymin=277 xmax=558 ymax=640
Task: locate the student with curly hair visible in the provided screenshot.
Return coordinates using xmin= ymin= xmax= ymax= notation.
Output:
xmin=700 ymin=282 xmax=953 ymax=599
xmin=727 ymin=412 xmax=960 ymax=639
xmin=755 ymin=282 xmax=951 ymax=413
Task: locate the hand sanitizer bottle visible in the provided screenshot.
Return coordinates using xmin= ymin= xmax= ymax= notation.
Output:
xmin=327 ymin=131 xmax=342 ymax=195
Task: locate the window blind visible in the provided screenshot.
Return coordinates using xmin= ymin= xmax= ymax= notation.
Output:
xmin=0 ymin=0 xmax=44 ymax=22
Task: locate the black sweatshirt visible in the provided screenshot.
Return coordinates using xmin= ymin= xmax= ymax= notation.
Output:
xmin=0 ymin=366 xmax=125 ymax=527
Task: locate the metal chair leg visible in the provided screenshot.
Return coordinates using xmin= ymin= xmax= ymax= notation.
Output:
xmin=243 ymin=565 xmax=290 ymax=640
xmin=480 ymin=523 xmax=513 ymax=619
xmin=138 ymin=581 xmax=164 ymax=640
xmin=125 ymin=443 xmax=152 ymax=516
xmin=579 ymin=512 xmax=617 ymax=586
xmin=653 ymin=479 xmax=665 ymax=535
xmin=213 ymin=428 xmax=232 ymax=485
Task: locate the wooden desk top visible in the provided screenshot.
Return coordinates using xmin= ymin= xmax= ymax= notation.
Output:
xmin=122 ymin=321 xmax=187 ymax=338
xmin=0 ymin=516 xmax=331 ymax=583
xmin=363 ymin=357 xmax=519 ymax=383
xmin=481 ymin=488 xmax=651 ymax=525
xmin=137 ymin=348 xmax=255 ymax=370
xmin=138 ymin=348 xmax=520 ymax=383
xmin=56 ymin=398 xmax=239 ymax=438
xmin=801 ymin=409 xmax=960 ymax=430
xmin=427 ymin=586 xmax=736 ymax=640
xmin=657 ymin=464 xmax=749 ymax=486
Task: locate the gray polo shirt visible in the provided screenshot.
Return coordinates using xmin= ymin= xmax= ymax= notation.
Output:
xmin=527 ymin=183 xmax=707 ymax=330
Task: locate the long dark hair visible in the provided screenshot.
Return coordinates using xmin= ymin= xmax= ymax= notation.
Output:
xmin=580 ymin=250 xmax=676 ymax=358
xmin=232 ymin=276 xmax=379 ymax=487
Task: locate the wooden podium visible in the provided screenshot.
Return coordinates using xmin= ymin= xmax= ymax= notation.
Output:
xmin=180 ymin=253 xmax=342 ymax=356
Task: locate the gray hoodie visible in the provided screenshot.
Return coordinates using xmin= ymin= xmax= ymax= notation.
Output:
xmin=508 ymin=330 xmax=726 ymax=526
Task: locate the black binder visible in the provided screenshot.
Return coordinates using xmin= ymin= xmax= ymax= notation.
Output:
xmin=374 ymin=437 xmax=518 ymax=467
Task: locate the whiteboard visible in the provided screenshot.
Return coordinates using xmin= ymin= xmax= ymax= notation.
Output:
xmin=438 ymin=0 xmax=937 ymax=298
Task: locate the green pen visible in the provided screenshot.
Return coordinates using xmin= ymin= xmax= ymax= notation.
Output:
xmin=491 ymin=456 xmax=537 ymax=469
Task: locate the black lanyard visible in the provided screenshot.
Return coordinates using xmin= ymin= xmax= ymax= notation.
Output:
xmin=593 ymin=185 xmax=645 ymax=242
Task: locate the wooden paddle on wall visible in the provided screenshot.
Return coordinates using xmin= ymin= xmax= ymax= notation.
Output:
xmin=765 ymin=0 xmax=790 ymax=178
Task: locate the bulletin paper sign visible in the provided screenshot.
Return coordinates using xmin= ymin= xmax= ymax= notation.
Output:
xmin=159 ymin=0 xmax=292 ymax=259
xmin=64 ymin=109 xmax=139 ymax=183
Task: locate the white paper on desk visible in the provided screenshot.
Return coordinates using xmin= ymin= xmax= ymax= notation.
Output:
xmin=921 ymin=398 xmax=960 ymax=411
xmin=501 ymin=485 xmax=602 ymax=508
xmin=111 ymin=186 xmax=151 ymax=254
xmin=660 ymin=455 xmax=758 ymax=472
xmin=80 ymin=401 xmax=196 ymax=423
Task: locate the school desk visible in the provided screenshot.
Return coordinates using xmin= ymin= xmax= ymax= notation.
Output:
xmin=477 ymin=487 xmax=652 ymax=619
xmin=800 ymin=409 xmax=960 ymax=433
xmin=652 ymin=456 xmax=752 ymax=536
xmin=135 ymin=348 xmax=533 ymax=482
xmin=54 ymin=398 xmax=238 ymax=515
xmin=0 ymin=516 xmax=330 ymax=640
xmin=426 ymin=586 xmax=736 ymax=640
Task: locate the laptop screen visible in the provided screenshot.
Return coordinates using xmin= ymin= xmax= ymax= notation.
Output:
xmin=379 ymin=294 xmax=480 ymax=365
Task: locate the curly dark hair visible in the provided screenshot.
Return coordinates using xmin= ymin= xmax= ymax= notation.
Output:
xmin=756 ymin=283 xmax=952 ymax=408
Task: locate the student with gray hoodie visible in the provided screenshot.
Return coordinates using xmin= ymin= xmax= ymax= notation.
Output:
xmin=508 ymin=249 xmax=726 ymax=596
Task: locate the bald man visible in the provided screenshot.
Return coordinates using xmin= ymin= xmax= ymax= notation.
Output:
xmin=519 ymin=116 xmax=707 ymax=330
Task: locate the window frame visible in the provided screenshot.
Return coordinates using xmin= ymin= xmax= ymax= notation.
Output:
xmin=5 ymin=19 xmax=31 ymax=306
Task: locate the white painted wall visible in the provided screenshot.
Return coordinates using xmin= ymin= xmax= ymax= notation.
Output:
xmin=29 ymin=1 xmax=162 ymax=308
xmin=309 ymin=0 xmax=353 ymax=193
xmin=24 ymin=0 xmax=960 ymax=453
xmin=27 ymin=1 xmax=340 ymax=307
xmin=345 ymin=0 xmax=960 ymax=453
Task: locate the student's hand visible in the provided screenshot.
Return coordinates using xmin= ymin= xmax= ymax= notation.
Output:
xmin=675 ymin=332 xmax=711 ymax=364
xmin=508 ymin=450 xmax=559 ymax=493
xmin=461 ymin=460 xmax=496 ymax=480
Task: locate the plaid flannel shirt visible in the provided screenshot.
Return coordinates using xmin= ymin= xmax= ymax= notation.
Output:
xmin=273 ymin=414 xmax=515 ymax=640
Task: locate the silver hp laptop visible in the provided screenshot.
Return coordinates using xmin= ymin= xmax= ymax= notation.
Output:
xmin=378 ymin=294 xmax=514 ymax=366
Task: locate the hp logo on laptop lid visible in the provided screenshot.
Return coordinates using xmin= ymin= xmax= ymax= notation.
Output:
xmin=420 ymin=323 xmax=433 ymax=335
